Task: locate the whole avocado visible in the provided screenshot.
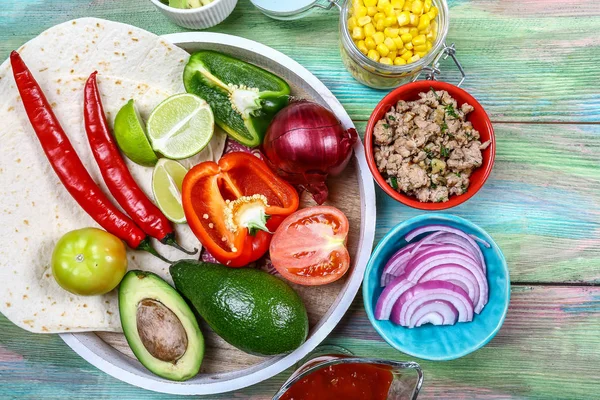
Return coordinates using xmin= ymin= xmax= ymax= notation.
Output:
xmin=170 ymin=261 xmax=309 ymax=356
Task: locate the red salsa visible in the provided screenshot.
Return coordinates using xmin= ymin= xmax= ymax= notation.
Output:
xmin=280 ymin=362 xmax=394 ymax=400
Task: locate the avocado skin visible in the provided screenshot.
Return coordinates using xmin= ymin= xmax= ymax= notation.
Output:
xmin=119 ymin=270 xmax=204 ymax=381
xmin=170 ymin=261 xmax=309 ymax=356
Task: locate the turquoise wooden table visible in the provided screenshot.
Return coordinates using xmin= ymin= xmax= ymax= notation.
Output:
xmin=2 ymin=0 xmax=600 ymax=398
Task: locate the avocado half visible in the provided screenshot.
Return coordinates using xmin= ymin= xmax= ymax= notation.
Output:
xmin=118 ymin=270 xmax=204 ymax=381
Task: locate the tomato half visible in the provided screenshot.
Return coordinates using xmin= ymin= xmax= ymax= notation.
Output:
xmin=269 ymin=206 xmax=350 ymax=286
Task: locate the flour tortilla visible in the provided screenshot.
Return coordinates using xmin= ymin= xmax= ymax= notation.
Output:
xmin=0 ymin=18 xmax=225 ymax=333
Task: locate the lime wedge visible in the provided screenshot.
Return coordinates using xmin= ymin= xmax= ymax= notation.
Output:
xmin=152 ymin=158 xmax=188 ymax=224
xmin=147 ymin=93 xmax=214 ymax=160
xmin=113 ymin=99 xmax=158 ymax=166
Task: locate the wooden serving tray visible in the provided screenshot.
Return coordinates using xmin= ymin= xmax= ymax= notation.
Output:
xmin=60 ymin=33 xmax=376 ymax=396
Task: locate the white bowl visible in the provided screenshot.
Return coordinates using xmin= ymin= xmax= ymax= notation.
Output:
xmin=59 ymin=32 xmax=377 ymax=396
xmin=149 ymin=0 xmax=238 ymax=30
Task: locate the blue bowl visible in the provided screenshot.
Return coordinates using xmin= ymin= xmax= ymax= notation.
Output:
xmin=363 ymin=214 xmax=510 ymax=361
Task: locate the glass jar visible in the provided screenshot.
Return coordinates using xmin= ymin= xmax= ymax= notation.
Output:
xmin=272 ymin=353 xmax=424 ymax=400
xmin=251 ymin=0 xmax=465 ymax=89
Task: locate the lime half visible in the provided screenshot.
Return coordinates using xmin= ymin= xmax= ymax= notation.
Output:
xmin=113 ymin=99 xmax=158 ymax=166
xmin=147 ymin=93 xmax=214 ymax=160
xmin=152 ymin=159 xmax=188 ymax=224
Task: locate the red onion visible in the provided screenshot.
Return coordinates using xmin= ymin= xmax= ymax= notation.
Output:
xmin=224 ymin=138 xmax=265 ymax=160
xmin=410 ymin=300 xmax=458 ymax=328
xmin=391 ymin=281 xmax=474 ymax=326
xmin=375 ymin=224 xmax=490 ymax=327
xmin=262 ymin=101 xmax=357 ymax=205
xmin=405 ymin=225 xmax=487 ymax=273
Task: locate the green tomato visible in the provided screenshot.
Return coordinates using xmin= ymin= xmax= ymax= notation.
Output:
xmin=51 ymin=228 xmax=128 ymax=296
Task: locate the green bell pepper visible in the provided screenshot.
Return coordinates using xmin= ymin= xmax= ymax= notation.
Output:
xmin=183 ymin=51 xmax=290 ymax=147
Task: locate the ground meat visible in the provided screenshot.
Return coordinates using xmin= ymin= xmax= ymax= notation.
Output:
xmin=373 ymin=89 xmax=488 ymax=203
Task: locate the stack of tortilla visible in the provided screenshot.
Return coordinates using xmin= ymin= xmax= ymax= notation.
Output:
xmin=0 ymin=18 xmax=225 ymax=333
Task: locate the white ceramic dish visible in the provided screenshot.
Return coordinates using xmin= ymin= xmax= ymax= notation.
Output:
xmin=59 ymin=32 xmax=376 ymax=396
xmin=149 ymin=0 xmax=238 ymax=30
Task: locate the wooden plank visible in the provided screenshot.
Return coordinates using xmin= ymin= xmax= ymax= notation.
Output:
xmin=1 ymin=285 xmax=599 ymax=399
xmin=354 ymin=121 xmax=600 ymax=284
xmin=2 ymin=1 xmax=600 ymax=122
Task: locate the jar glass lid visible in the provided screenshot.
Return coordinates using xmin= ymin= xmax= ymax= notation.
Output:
xmin=250 ymin=0 xmax=335 ymax=20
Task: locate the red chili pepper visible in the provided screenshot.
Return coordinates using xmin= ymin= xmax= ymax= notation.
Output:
xmin=83 ymin=72 xmax=196 ymax=255
xmin=10 ymin=51 xmax=168 ymax=262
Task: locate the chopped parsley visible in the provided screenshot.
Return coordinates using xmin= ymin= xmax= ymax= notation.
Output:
xmin=431 ymin=183 xmax=438 ymax=189
xmin=383 ymin=123 xmax=389 ymax=129
xmin=430 ymin=86 xmax=441 ymax=101
xmin=390 ymin=176 xmax=399 ymax=190
xmin=466 ymin=132 xmax=473 ymax=140
xmin=461 ymin=184 xmax=467 ymax=193
xmin=441 ymin=121 xmax=448 ymax=133
xmin=455 ymin=172 xmax=462 ymax=177
xmin=436 ymin=197 xmax=446 ymax=203
xmin=440 ymin=145 xmax=449 ymax=158
xmin=445 ymin=104 xmax=459 ymax=118
xmin=424 ymin=148 xmax=434 ymax=158
xmin=388 ymin=115 xmax=396 ymax=121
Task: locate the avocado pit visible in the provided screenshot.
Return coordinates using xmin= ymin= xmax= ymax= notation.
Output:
xmin=136 ymin=299 xmax=188 ymax=363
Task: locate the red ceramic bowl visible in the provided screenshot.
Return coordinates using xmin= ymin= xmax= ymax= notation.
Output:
xmin=365 ymin=81 xmax=495 ymax=210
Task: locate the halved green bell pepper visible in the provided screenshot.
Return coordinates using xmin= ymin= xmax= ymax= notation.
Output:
xmin=183 ymin=51 xmax=290 ymax=148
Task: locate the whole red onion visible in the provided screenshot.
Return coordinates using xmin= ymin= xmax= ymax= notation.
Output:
xmin=262 ymin=101 xmax=357 ymax=204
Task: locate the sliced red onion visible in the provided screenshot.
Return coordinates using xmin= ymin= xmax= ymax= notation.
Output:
xmin=426 ymin=233 xmax=484 ymax=271
xmin=470 ymin=234 xmax=491 ymax=248
xmin=405 ymin=225 xmax=487 ymax=273
xmin=409 ymin=300 xmax=458 ymax=328
xmin=380 ymin=242 xmax=434 ymax=286
xmin=418 ymin=264 xmax=487 ymax=314
xmin=375 ymin=277 xmax=417 ymax=320
xmin=415 ymin=312 xmax=444 ymax=327
xmin=391 ymin=281 xmax=474 ymax=325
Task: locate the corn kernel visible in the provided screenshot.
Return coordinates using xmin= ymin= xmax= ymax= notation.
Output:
xmin=393 ymin=37 xmax=404 ymax=48
xmin=358 ymin=16 xmax=372 ymax=26
xmin=400 ymin=33 xmax=412 ymax=43
xmin=365 ymin=37 xmax=377 ymax=49
xmin=399 ymin=47 xmax=408 ymax=55
xmin=355 ymin=6 xmax=368 ymax=17
xmin=373 ymin=12 xmax=386 ymax=22
xmin=383 ymin=4 xmax=395 ymax=17
xmin=367 ymin=49 xmax=381 ymax=61
xmin=377 ymin=0 xmax=390 ymax=9
xmin=415 ymin=50 xmax=427 ymax=57
xmin=417 ymin=14 xmax=430 ymax=31
xmin=404 ymin=41 xmax=414 ymax=50
xmin=367 ymin=6 xmax=378 ymax=16
xmin=427 ymin=6 xmax=438 ymax=19
xmin=384 ymin=16 xmax=396 ymax=27
xmin=403 ymin=0 xmax=412 ymax=11
xmin=401 ymin=50 xmax=413 ymax=60
xmin=364 ymin=0 xmax=377 ymax=6
xmin=396 ymin=11 xmax=411 ymax=26
xmin=424 ymin=0 xmax=432 ymax=12
xmin=373 ymin=31 xmax=385 ymax=44
xmin=426 ymin=40 xmax=433 ymax=50
xmin=398 ymin=27 xmax=410 ymax=34
xmin=388 ymin=50 xmax=398 ymax=59
xmin=391 ymin=0 xmax=405 ymax=9
xmin=409 ymin=27 xmax=419 ymax=37
xmin=394 ymin=57 xmax=407 ymax=65
xmin=352 ymin=0 xmax=362 ymax=8
xmin=421 ymin=24 xmax=432 ymax=34
xmin=352 ymin=27 xmax=365 ymax=40
xmin=409 ymin=13 xmax=419 ymax=26
xmin=376 ymin=19 xmax=386 ymax=31
xmin=412 ymin=34 xmax=426 ymax=46
xmin=364 ymin=22 xmax=376 ymax=37
xmin=409 ymin=54 xmax=421 ymax=63
xmin=357 ymin=40 xmax=369 ymax=54
xmin=384 ymin=37 xmax=397 ymax=51
xmin=414 ymin=44 xmax=427 ymax=52
xmin=348 ymin=17 xmax=358 ymax=30
xmin=380 ymin=57 xmax=393 ymax=65
xmin=384 ymin=27 xmax=399 ymax=37
xmin=412 ymin=0 xmax=424 ymax=15
xmin=376 ymin=43 xmax=390 ymax=56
